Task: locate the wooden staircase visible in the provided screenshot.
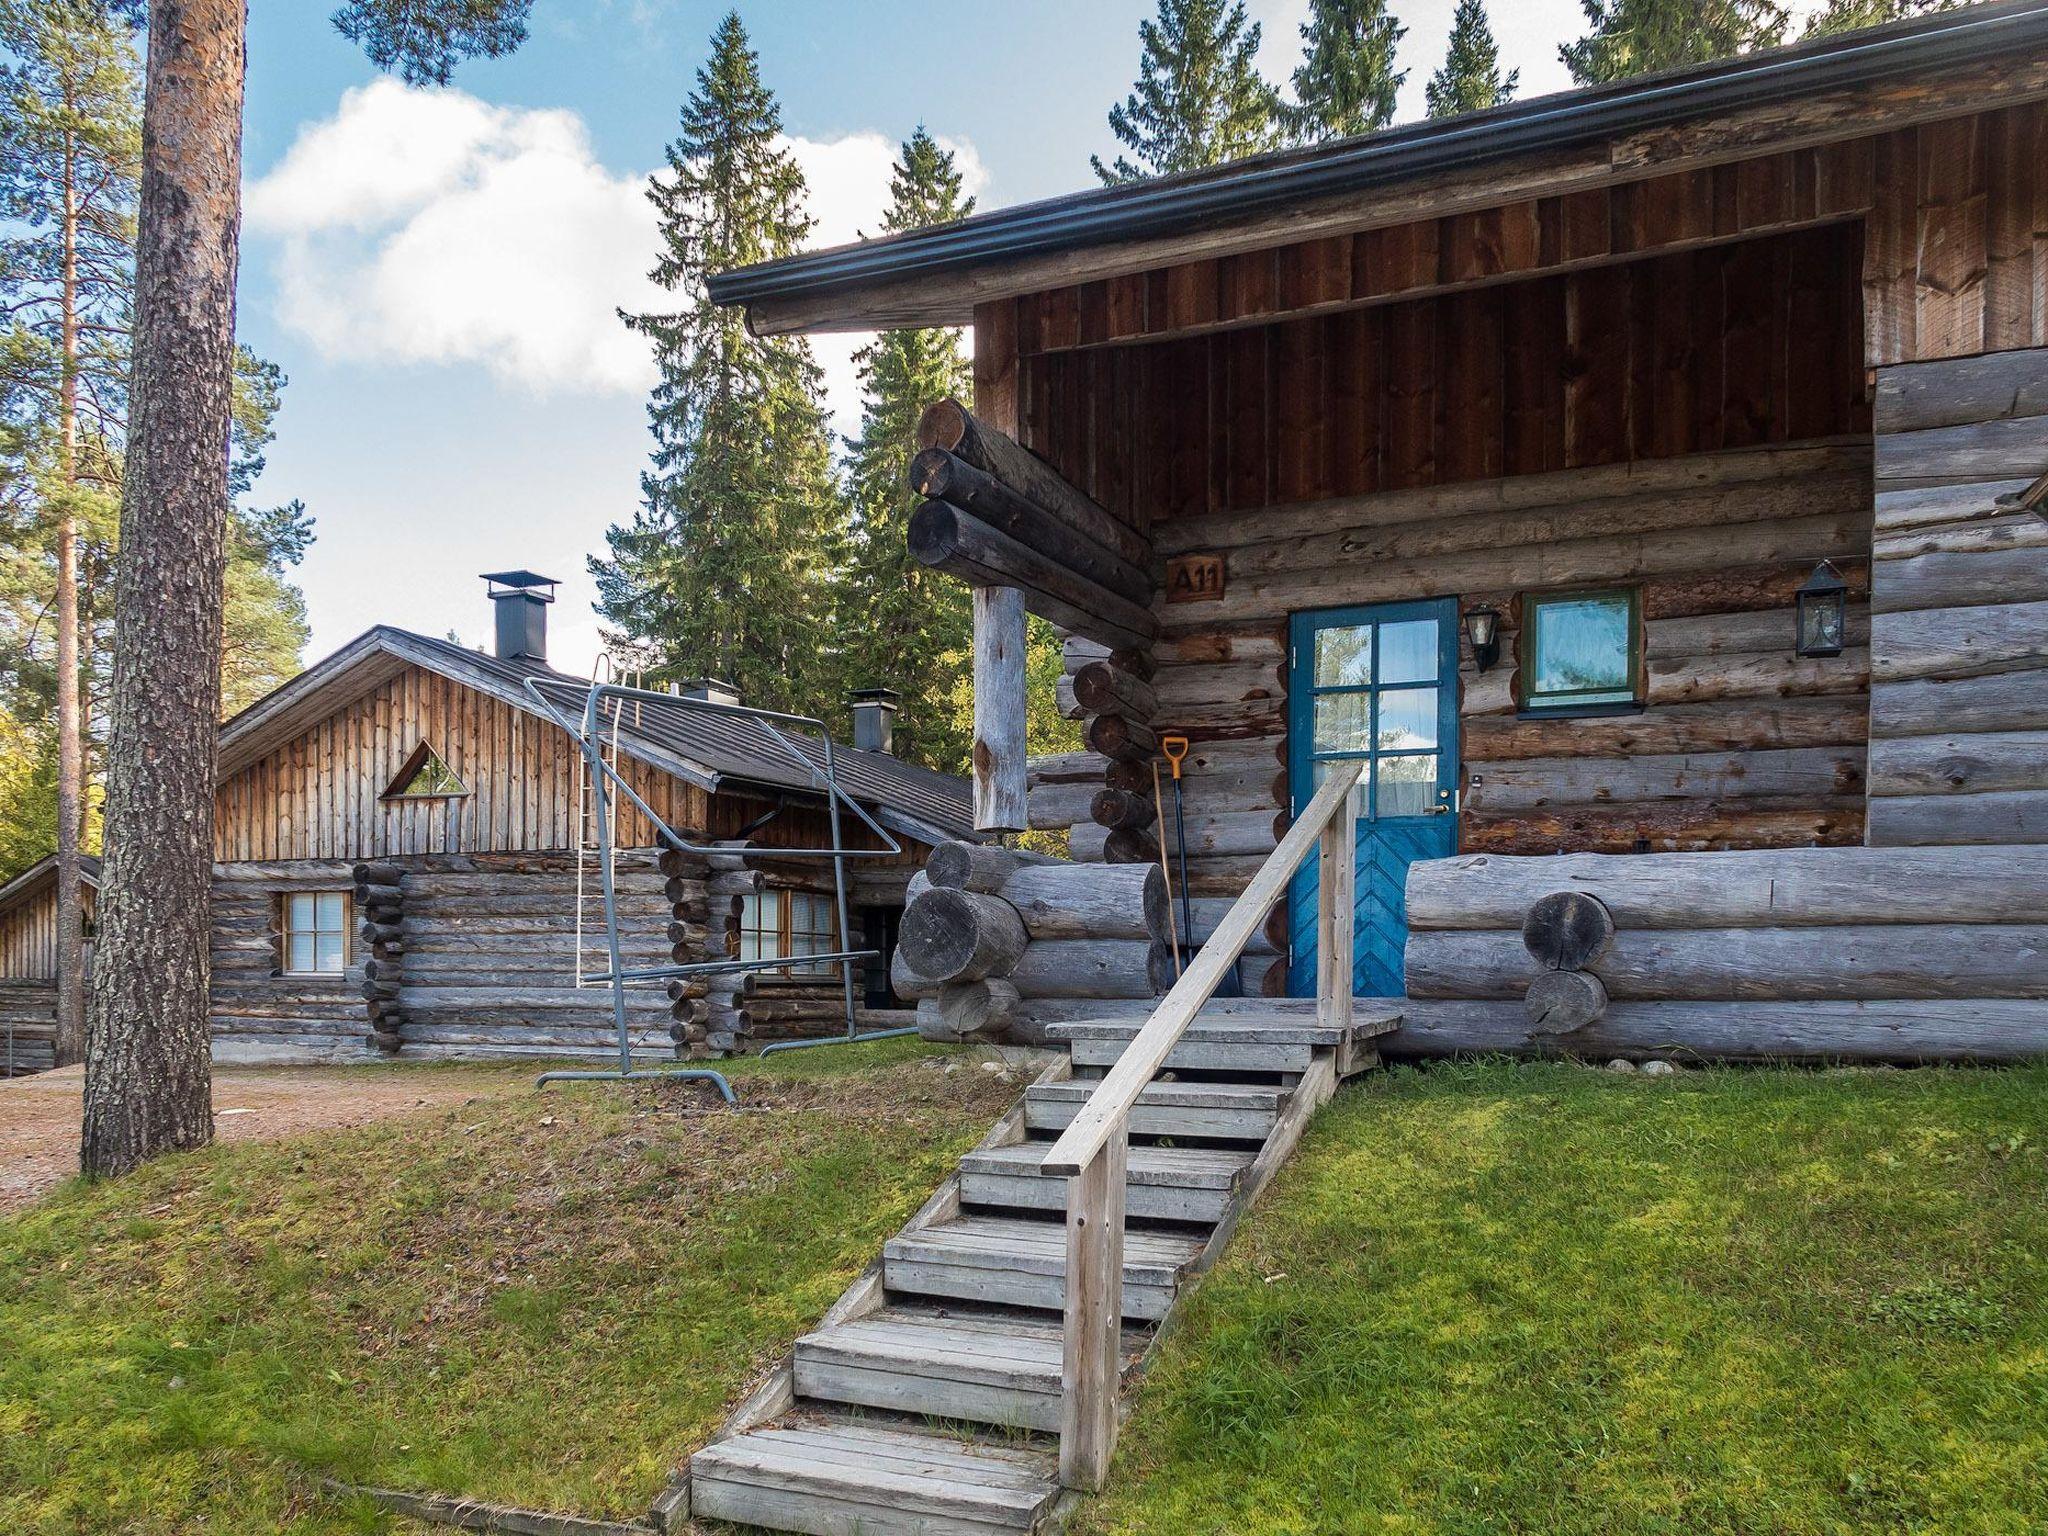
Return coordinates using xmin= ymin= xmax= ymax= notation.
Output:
xmin=679 ymin=999 xmax=1397 ymax=1534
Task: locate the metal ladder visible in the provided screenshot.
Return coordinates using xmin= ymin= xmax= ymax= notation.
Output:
xmin=526 ymin=677 xmax=915 ymax=1099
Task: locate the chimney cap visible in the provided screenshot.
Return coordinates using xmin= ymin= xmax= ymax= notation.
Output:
xmin=847 ymin=687 xmax=902 ymax=708
xmin=678 ymin=676 xmax=741 ymax=705
xmin=480 ymin=570 xmax=558 ymax=601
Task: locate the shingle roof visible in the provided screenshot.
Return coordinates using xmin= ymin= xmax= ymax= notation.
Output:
xmin=216 ymin=627 xmax=978 ymax=844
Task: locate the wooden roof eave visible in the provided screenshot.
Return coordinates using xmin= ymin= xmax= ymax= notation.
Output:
xmin=0 ymin=852 xmax=101 ymax=920
xmin=732 ymin=44 xmax=2048 ymax=337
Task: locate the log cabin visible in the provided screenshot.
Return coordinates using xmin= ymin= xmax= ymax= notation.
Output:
xmin=490 ymin=15 xmax=2048 ymax=1530
xmin=0 ymin=573 xmax=973 ymax=1070
xmin=0 ymin=854 xmax=98 ymax=1076
xmin=711 ymin=1 xmax=2048 ymax=1067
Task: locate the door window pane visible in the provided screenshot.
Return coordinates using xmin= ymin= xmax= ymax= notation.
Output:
xmin=1376 ymin=687 xmax=1439 ymax=751
xmin=1525 ymin=590 xmax=1639 ymax=708
xmin=1313 ymin=626 xmax=1372 ymax=688
xmin=1376 ymin=619 xmax=1440 ymax=685
xmin=1313 ymin=691 xmax=1372 ymax=754
xmin=1376 ymin=754 xmax=1438 ymax=817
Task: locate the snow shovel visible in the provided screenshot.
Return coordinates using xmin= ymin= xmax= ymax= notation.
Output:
xmin=1150 ymin=758 xmax=1183 ymax=979
xmin=1159 ymin=734 xmax=1239 ymax=994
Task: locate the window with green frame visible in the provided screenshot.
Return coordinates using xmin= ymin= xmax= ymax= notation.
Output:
xmin=1519 ymin=588 xmax=1642 ymax=713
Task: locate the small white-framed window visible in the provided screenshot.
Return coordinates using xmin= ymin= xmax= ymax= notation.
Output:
xmin=282 ymin=891 xmax=351 ymax=975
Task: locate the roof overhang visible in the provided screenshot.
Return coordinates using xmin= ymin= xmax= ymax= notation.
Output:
xmin=709 ymin=0 xmax=2048 ymax=335
xmin=0 ymin=852 xmax=100 ymax=918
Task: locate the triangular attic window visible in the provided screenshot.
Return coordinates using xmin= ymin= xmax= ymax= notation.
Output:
xmin=382 ymin=741 xmax=467 ymax=800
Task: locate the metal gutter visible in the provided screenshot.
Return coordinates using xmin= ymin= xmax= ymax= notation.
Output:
xmin=708 ymin=0 xmax=2048 ymax=308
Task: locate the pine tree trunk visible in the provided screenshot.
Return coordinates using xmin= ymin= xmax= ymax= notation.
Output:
xmin=53 ymin=121 xmax=85 ymax=1070
xmin=80 ymin=0 xmax=246 ymax=1179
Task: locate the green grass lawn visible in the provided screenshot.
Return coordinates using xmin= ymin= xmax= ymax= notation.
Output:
xmin=0 ymin=1038 xmax=1011 ymax=1534
xmin=1079 ymin=1060 xmax=2048 ymax=1536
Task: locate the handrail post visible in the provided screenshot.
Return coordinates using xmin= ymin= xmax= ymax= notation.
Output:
xmin=1060 ymin=1121 xmax=1126 ymax=1490
xmin=1316 ymin=780 xmax=1361 ymax=1036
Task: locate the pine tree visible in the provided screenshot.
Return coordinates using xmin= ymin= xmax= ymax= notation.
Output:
xmin=1093 ymin=0 xmax=1283 ymax=184
xmin=82 ymin=0 xmax=520 ymax=1177
xmin=1560 ymin=0 xmax=1786 ymax=84
xmin=1 ymin=6 xmax=311 ymax=1072
xmin=1426 ymin=0 xmax=1518 ymax=118
xmin=595 ymin=12 xmax=843 ymax=716
xmin=1287 ymin=0 xmax=1405 ymax=143
xmin=1 ymin=0 xmax=138 ymax=1067
xmin=836 ymin=127 xmax=975 ymax=772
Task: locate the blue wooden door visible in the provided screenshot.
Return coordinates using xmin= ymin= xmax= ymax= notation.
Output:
xmin=1286 ymin=598 xmax=1460 ymax=997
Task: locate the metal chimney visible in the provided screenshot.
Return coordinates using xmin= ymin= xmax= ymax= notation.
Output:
xmin=480 ymin=570 xmax=557 ymax=663
xmin=849 ymin=687 xmax=901 ymax=755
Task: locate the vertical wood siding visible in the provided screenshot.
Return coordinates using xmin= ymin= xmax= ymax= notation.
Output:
xmin=0 ymin=881 xmax=94 ymax=979
xmin=213 ymin=665 xmax=710 ymax=860
xmin=1005 ymin=225 xmax=1869 ymax=532
xmin=1863 ymin=105 xmax=2048 ymax=365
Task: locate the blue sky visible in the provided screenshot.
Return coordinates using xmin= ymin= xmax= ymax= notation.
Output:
xmin=235 ymin=0 xmax=1813 ymax=677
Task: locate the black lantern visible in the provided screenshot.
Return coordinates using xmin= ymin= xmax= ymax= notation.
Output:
xmin=1795 ymin=560 xmax=1848 ymax=658
xmin=1464 ymin=607 xmax=1503 ymax=672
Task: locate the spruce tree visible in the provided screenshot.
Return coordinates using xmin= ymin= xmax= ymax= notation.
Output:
xmin=1560 ymin=0 xmax=1786 ymax=84
xmin=836 ymin=127 xmax=975 ymax=772
xmin=1804 ymin=0 xmax=1955 ymax=37
xmin=596 ymin=12 xmax=843 ymax=716
xmin=1426 ymin=0 xmax=1518 ymax=117
xmin=1093 ymin=0 xmax=1283 ymax=184
xmin=1287 ymin=0 xmax=1406 ymax=143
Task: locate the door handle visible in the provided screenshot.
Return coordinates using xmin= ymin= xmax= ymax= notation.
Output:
xmin=1424 ymin=805 xmax=1449 ymax=814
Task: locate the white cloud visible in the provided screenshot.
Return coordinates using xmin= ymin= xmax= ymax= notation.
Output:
xmin=247 ymin=78 xmax=989 ymax=422
xmin=248 ymin=79 xmax=662 ymax=394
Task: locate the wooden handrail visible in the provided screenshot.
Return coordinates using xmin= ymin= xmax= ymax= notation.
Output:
xmin=1051 ymin=756 xmax=1363 ymax=1492
xmin=1041 ymin=757 xmax=1364 ymax=1178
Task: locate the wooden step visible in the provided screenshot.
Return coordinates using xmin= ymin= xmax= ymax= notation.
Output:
xmin=884 ymin=1215 xmax=1200 ymax=1321
xmin=794 ymin=1306 xmax=1142 ymax=1433
xmin=1046 ymin=1013 xmax=1350 ymax=1047
xmin=960 ymin=1141 xmax=1255 ymax=1224
xmin=689 ymin=1414 xmax=1058 ymax=1535
xmin=1061 ymin=1028 xmax=1315 ymax=1074
xmin=1025 ymin=1079 xmax=1285 ymax=1141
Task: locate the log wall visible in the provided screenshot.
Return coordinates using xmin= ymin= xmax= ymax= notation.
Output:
xmin=209 ymin=861 xmax=377 ymax=1061
xmin=1037 ymin=443 xmax=1877 ymax=930
xmin=0 ymin=981 xmax=56 ymax=1076
xmin=1397 ymin=846 xmax=2048 ymax=1062
xmin=1867 ymin=345 xmax=2048 ymax=847
xmin=390 ymin=851 xmax=683 ymax=1061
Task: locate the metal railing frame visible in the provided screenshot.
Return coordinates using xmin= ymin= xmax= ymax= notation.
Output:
xmin=523 ymin=679 xmax=915 ymax=1094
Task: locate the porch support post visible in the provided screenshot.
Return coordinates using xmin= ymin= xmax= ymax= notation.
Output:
xmin=1316 ymin=782 xmax=1360 ymax=1030
xmin=973 ymin=584 xmax=1028 ymax=833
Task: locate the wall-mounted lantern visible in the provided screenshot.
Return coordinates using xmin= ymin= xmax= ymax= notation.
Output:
xmin=1464 ymin=607 xmax=1503 ymax=672
xmin=1794 ymin=561 xmax=1848 ymax=658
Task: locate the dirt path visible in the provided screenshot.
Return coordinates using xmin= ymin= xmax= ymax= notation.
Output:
xmin=0 ymin=1063 xmax=526 ymax=1213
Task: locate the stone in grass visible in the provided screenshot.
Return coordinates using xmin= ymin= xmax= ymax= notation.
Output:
xmin=1641 ymin=1059 xmax=1677 ymax=1077
xmin=1606 ymin=1058 xmax=1638 ymax=1074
